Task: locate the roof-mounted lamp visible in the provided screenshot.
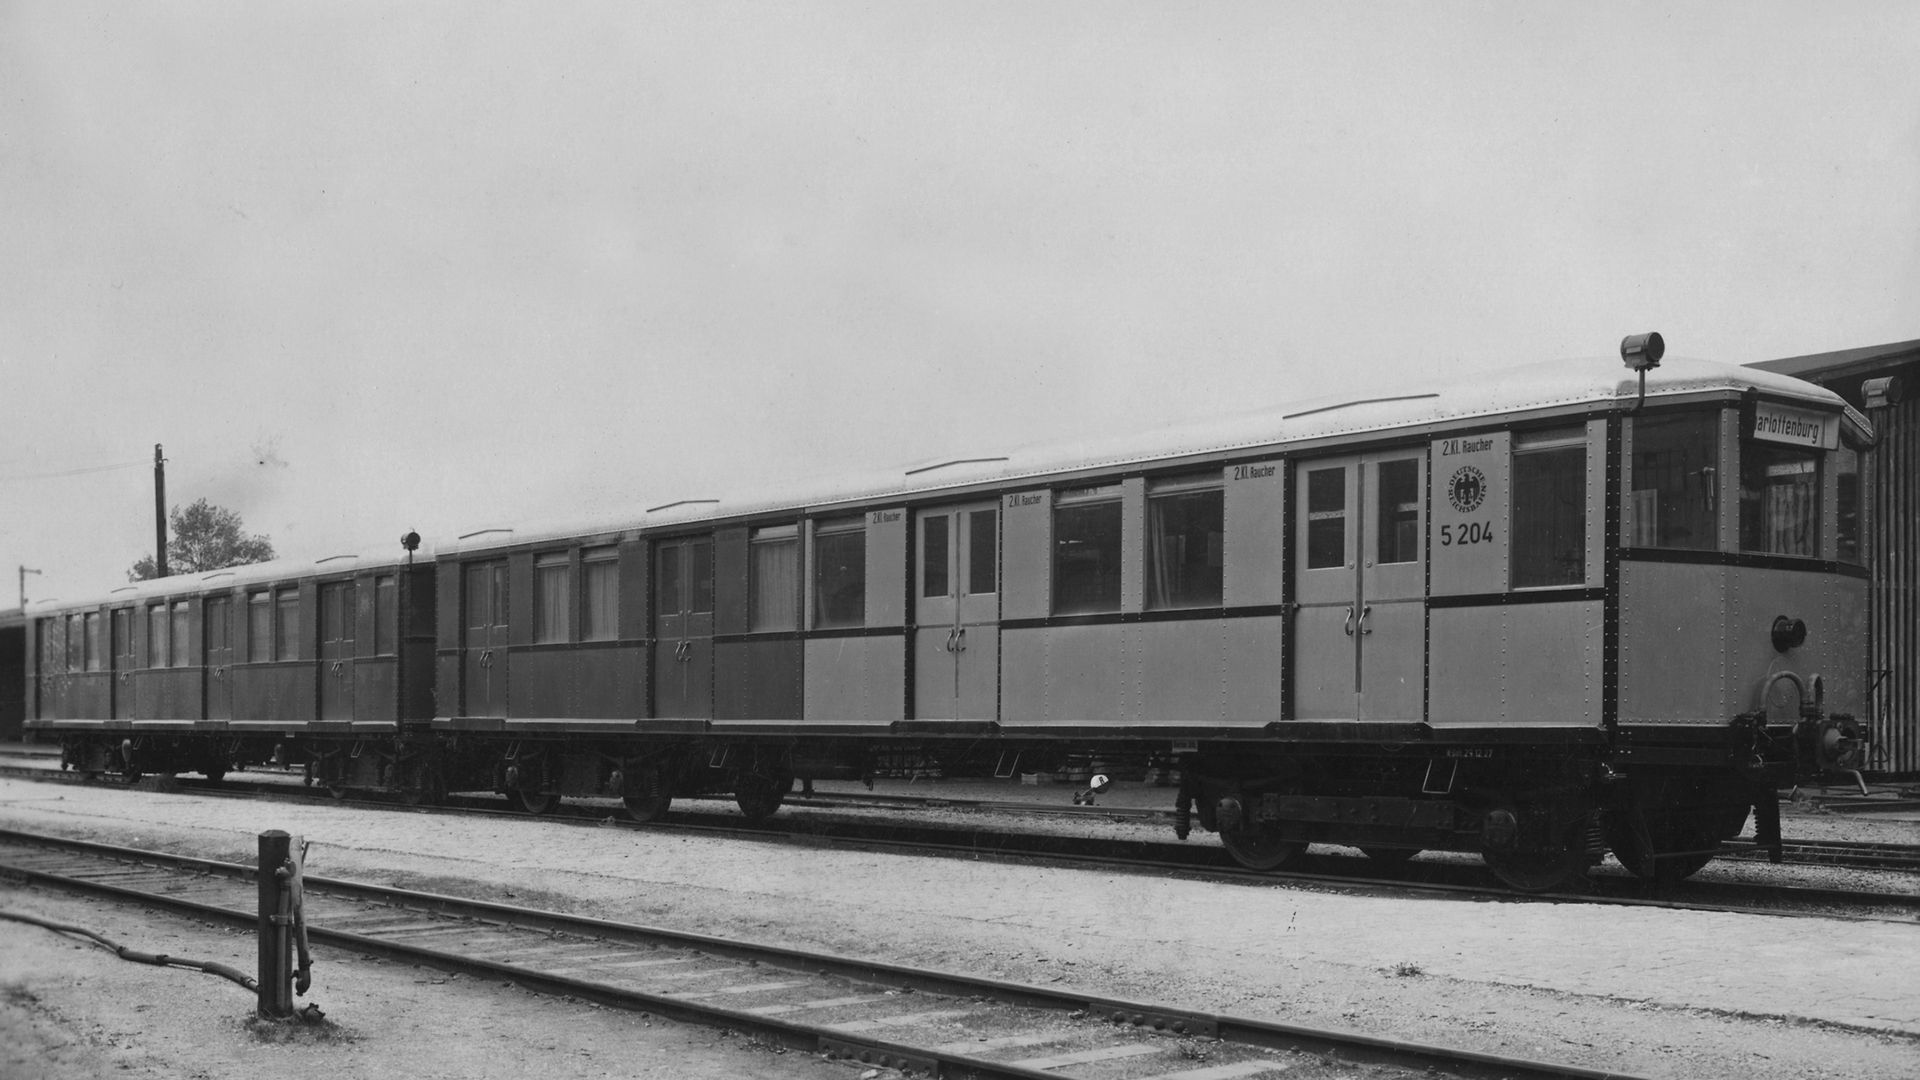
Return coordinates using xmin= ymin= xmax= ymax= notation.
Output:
xmin=401 ymin=530 xmax=421 ymax=566
xmin=1621 ymin=331 xmax=1664 ymax=412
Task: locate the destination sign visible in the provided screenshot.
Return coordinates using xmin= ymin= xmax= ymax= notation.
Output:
xmin=1751 ymin=403 xmax=1838 ymax=449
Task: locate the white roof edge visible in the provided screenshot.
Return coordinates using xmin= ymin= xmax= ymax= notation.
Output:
xmin=444 ymin=355 xmax=1845 ymax=556
xmin=29 ymin=544 xmax=432 ymax=617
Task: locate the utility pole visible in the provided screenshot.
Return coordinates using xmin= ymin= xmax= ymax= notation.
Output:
xmin=153 ymin=443 xmax=168 ymax=579
xmin=18 ymin=566 xmax=40 ymax=609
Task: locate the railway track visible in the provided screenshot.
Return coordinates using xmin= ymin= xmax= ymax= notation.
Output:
xmin=0 ymin=827 xmax=1638 ymax=1080
xmin=3 ymin=761 xmax=1916 ymax=920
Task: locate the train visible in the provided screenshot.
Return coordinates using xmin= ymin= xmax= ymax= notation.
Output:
xmin=21 ymin=335 xmax=1874 ymax=891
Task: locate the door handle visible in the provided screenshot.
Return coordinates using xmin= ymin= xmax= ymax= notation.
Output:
xmin=955 ymin=627 xmax=967 ymax=653
xmin=1343 ymin=605 xmax=1355 ymax=637
xmin=944 ymin=627 xmax=957 ymax=653
xmin=1359 ymin=604 xmax=1373 ymax=635
xmin=479 ymin=649 xmax=491 ymax=669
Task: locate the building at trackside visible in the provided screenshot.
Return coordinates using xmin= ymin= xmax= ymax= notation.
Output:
xmin=1754 ymin=338 xmax=1920 ymax=778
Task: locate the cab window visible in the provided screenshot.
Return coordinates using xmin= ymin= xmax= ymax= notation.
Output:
xmin=1740 ymin=445 xmax=1820 ymax=557
xmin=1630 ymin=412 xmax=1718 ymax=550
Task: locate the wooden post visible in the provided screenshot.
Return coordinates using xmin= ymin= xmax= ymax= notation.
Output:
xmin=257 ymin=830 xmax=292 ymax=1019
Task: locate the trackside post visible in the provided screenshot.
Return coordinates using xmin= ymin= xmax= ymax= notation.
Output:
xmin=256 ymin=830 xmax=311 ymax=1018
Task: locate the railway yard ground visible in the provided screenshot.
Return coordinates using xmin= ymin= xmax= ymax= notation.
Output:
xmin=0 ymin=757 xmax=1917 ymax=1079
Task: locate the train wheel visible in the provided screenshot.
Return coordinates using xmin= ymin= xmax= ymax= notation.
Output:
xmin=622 ymin=762 xmax=672 ymax=823
xmin=1606 ymin=777 xmax=1743 ymax=884
xmin=399 ymin=764 xmax=448 ymax=807
xmin=735 ymin=772 xmax=793 ymax=822
xmin=1484 ymin=846 xmax=1587 ymax=893
xmin=202 ymin=767 xmax=227 ymax=783
xmin=1220 ymin=827 xmax=1303 ymax=871
xmin=1360 ymin=847 xmax=1421 ymax=869
xmin=513 ymin=790 xmax=559 ymax=815
xmin=1605 ymin=816 xmax=1716 ymax=883
xmin=623 ymin=792 xmax=672 ymax=823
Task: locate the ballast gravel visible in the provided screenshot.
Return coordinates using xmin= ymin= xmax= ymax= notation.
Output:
xmin=1 ymin=775 xmax=1917 ymax=1080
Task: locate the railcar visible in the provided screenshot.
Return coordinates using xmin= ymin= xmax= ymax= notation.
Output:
xmin=23 ymin=547 xmax=436 ymax=793
xmin=22 ymin=337 xmax=1872 ymax=891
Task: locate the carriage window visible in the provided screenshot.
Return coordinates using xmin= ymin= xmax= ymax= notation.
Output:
xmin=275 ymin=589 xmax=301 ymax=660
xmin=688 ymin=540 xmax=713 ymax=615
xmin=43 ymin=618 xmax=65 ymax=674
xmin=111 ymin=609 xmax=130 ymax=670
xmin=1147 ymin=477 xmax=1223 ymax=609
xmin=1376 ymin=459 xmax=1420 ymax=565
xmin=170 ymin=602 xmax=191 ymax=666
xmin=248 ymin=592 xmax=271 ymax=661
xmin=534 ymin=553 xmax=570 ymax=643
xmin=147 ymin=604 xmax=168 ymax=668
xmin=1836 ymin=447 xmax=1860 ymax=564
xmin=922 ymin=514 xmax=950 ymax=599
xmin=750 ymin=526 xmax=799 ymax=632
xmin=581 ymin=550 xmax=618 ymax=641
xmin=813 ymin=519 xmax=866 ymax=629
xmin=968 ymin=510 xmax=997 ymax=596
xmin=1512 ymin=431 xmax=1587 ymax=588
xmin=1306 ymin=467 xmax=1347 ymax=569
xmin=1740 ymin=445 xmax=1820 ymax=557
xmin=1054 ymin=486 xmax=1122 ymax=615
xmin=38 ymin=621 xmax=61 ymax=676
xmin=201 ymin=601 xmax=223 ymax=661
xmin=1630 ymin=412 xmax=1718 ymax=549
xmin=374 ymin=576 xmax=398 ymax=654
xmin=67 ymin=614 xmax=84 ymax=672
xmin=321 ymin=582 xmax=356 ymax=654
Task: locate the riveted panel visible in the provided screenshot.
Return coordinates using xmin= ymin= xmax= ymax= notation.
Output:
xmin=803 ymin=635 xmax=903 ymax=725
xmin=1430 ymin=431 xmax=1509 ymax=596
xmin=1001 ymin=489 xmax=1051 ymax=621
xmin=1618 ymin=561 xmax=1727 ymax=724
xmin=1138 ymin=618 xmax=1224 ymax=726
xmin=713 ymin=526 xmax=750 ymax=637
xmin=1429 ymin=606 xmax=1507 ymax=727
xmin=1120 ymin=476 xmax=1146 ymax=614
xmin=1224 ymin=459 xmax=1284 ymax=607
xmin=864 ymin=507 xmax=907 ymax=628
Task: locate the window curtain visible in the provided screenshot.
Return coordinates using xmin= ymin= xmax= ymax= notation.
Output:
xmin=751 ymin=539 xmax=798 ymax=631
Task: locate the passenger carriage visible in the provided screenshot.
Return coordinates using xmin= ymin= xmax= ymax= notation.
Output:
xmin=24 ymin=547 xmax=436 ymax=791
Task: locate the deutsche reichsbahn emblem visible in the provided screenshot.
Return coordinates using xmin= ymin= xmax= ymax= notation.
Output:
xmin=1447 ymin=466 xmax=1486 ymax=514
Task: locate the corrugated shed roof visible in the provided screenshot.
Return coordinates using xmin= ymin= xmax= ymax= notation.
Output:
xmin=1750 ymin=338 xmax=1920 ymax=380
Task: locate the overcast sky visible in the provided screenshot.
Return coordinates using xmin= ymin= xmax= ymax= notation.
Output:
xmin=3 ymin=2 xmax=1917 ymax=608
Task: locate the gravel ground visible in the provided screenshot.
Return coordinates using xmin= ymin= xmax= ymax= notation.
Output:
xmin=2 ymin=776 xmax=1917 ymax=1080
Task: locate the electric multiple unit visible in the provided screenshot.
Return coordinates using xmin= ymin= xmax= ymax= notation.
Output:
xmin=23 ymin=338 xmax=1871 ymax=890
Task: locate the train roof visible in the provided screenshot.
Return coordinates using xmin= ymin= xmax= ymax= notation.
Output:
xmin=24 ymin=546 xmax=425 ymax=618
xmin=443 ymin=353 xmax=1860 ymax=556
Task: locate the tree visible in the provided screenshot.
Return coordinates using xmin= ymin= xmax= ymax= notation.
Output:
xmin=129 ymin=499 xmax=276 ymax=581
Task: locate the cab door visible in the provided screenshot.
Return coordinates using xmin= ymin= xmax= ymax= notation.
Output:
xmin=1292 ymin=452 xmax=1426 ymax=722
xmin=319 ymin=581 xmax=357 ymax=722
xmin=462 ymin=561 xmax=508 ymax=717
xmin=653 ymin=537 xmax=714 ymax=719
xmin=913 ymin=504 xmax=999 ymax=723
